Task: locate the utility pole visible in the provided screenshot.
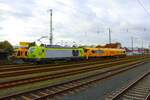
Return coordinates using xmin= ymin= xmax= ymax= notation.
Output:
xmin=142 ymin=40 xmax=143 ymax=48
xmin=49 ymin=9 xmax=53 ymax=45
xmin=141 ymin=40 xmax=143 ymax=54
xmin=149 ymin=43 xmax=150 ymax=54
xmin=108 ymin=28 xmax=111 ymax=44
xmin=131 ymin=36 xmax=134 ymax=54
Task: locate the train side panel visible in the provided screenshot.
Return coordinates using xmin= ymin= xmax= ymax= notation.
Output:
xmin=45 ymin=49 xmax=77 ymax=58
xmin=83 ymin=48 xmax=126 ymax=58
xmin=27 ymin=46 xmax=84 ymax=62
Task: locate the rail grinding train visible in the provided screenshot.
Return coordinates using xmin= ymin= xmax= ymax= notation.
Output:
xmin=15 ymin=44 xmax=126 ymax=63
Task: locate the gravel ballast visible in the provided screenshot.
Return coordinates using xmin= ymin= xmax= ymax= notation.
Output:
xmin=62 ymin=62 xmax=150 ymax=100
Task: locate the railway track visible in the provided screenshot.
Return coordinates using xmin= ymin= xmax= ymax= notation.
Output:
xmin=106 ymin=70 xmax=150 ymax=100
xmin=0 ymin=57 xmax=148 ymax=88
xmin=0 ymin=56 xmax=146 ymax=78
xmin=0 ymin=57 xmax=150 ymax=99
xmin=0 ymin=58 xmax=118 ymax=71
xmin=0 ymin=55 xmax=145 ymax=69
xmin=1 ymin=57 xmax=113 ymax=66
xmin=0 ymin=57 xmax=147 ymax=78
xmin=0 ymin=56 xmax=142 ymax=70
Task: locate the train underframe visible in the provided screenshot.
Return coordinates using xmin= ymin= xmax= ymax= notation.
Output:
xmin=22 ymin=54 xmax=126 ymax=64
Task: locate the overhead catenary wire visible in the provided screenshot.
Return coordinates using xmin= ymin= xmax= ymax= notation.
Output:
xmin=136 ymin=0 xmax=150 ymax=48
xmin=54 ymin=0 xmax=150 ymax=33
xmin=52 ymin=1 xmax=150 ymax=47
xmin=137 ymin=0 xmax=150 ymax=17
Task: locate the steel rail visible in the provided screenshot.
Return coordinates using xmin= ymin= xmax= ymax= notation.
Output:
xmin=0 ymin=55 xmax=146 ymax=70
xmin=0 ymin=58 xmax=148 ymax=90
xmin=0 ymin=58 xmax=120 ymax=72
xmin=0 ymin=59 xmax=149 ymax=100
xmin=106 ymin=70 xmax=150 ymax=100
xmin=0 ymin=57 xmax=147 ymax=78
xmin=1 ymin=60 xmax=148 ymax=99
xmin=0 ymin=57 xmax=111 ymax=68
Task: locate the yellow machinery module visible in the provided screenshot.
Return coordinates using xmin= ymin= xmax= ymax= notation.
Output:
xmin=16 ymin=47 xmax=28 ymax=59
xmin=84 ymin=47 xmax=126 ymax=58
xmin=15 ymin=42 xmax=31 ymax=59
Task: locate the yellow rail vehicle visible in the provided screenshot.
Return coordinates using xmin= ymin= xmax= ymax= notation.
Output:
xmin=16 ymin=47 xmax=28 ymax=59
xmin=15 ymin=42 xmax=31 ymax=59
xmin=84 ymin=48 xmax=126 ymax=58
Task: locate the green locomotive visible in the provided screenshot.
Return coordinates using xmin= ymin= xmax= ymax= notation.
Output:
xmin=27 ymin=45 xmax=85 ymax=62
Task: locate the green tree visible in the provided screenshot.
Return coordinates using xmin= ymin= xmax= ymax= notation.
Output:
xmin=0 ymin=41 xmax=14 ymax=54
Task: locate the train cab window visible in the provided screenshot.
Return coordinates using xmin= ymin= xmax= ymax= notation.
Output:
xmin=91 ymin=50 xmax=95 ymax=53
xmin=25 ymin=51 xmax=27 ymax=56
xmin=76 ymin=50 xmax=79 ymax=56
xmin=29 ymin=48 xmax=34 ymax=53
xmin=95 ymin=50 xmax=104 ymax=54
xmin=84 ymin=49 xmax=88 ymax=53
xmin=20 ymin=52 xmax=23 ymax=56
xmin=17 ymin=51 xmax=20 ymax=56
xmin=72 ymin=50 xmax=75 ymax=56
xmin=72 ymin=50 xmax=79 ymax=56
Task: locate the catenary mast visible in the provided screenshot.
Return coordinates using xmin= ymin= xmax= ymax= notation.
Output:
xmin=49 ymin=9 xmax=53 ymax=45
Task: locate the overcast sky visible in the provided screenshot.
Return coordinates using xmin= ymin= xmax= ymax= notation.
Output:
xmin=0 ymin=0 xmax=150 ymax=47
